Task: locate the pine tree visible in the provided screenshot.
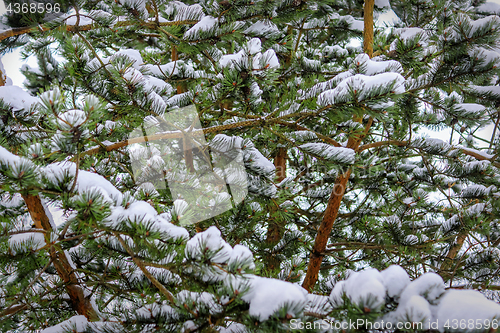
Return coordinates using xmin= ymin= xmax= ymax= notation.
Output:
xmin=1 ymin=0 xmax=500 ymax=331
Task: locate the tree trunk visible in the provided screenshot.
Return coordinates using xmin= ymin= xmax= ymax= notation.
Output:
xmin=439 ymin=231 xmax=468 ymax=281
xmin=22 ymin=194 xmax=100 ymax=321
xmin=265 ymin=147 xmax=288 ymax=271
xmin=172 ymin=45 xmax=185 ymax=94
xmin=301 ymin=0 xmax=375 ymax=292
xmin=363 ymin=0 xmax=375 ymax=58
xmin=0 ymin=68 xmax=5 ymax=86
xmin=301 ymin=122 xmax=370 ymax=291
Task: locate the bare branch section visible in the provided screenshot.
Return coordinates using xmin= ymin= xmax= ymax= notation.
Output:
xmin=113 ymin=232 xmax=176 ymax=304
xmin=81 ymin=117 xmax=344 ymax=159
xmin=359 ymin=140 xmax=500 ymax=168
xmin=0 ymin=18 xmax=198 ymax=42
xmin=21 ymin=194 xmax=100 ymax=321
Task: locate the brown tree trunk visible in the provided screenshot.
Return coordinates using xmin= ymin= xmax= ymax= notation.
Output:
xmin=301 ymin=0 xmax=375 ymax=292
xmin=301 ymin=122 xmax=370 ymax=291
xmin=22 ymin=194 xmax=99 ymax=321
xmin=265 ymin=147 xmax=288 ymax=271
xmin=363 ymin=0 xmax=375 ymax=58
xmin=0 ymin=68 xmax=5 ymax=87
xmin=172 ymin=45 xmax=185 ymax=94
xmin=439 ymin=231 xmax=468 ymax=281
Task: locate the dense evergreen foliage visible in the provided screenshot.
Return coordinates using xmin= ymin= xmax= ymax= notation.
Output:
xmin=1 ymin=0 xmax=500 ymax=331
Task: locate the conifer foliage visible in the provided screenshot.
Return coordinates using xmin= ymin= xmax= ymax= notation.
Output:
xmin=1 ymin=0 xmax=500 ymax=331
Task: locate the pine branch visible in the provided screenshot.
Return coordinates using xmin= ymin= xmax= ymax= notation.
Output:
xmin=0 ymin=18 xmax=199 ymax=42
xmin=79 ymin=118 xmax=276 ymax=157
xmin=113 ymin=232 xmax=176 ymax=304
xmin=0 ymin=257 xmax=54 ymax=319
xmin=358 ymin=140 xmax=408 ymax=152
xmin=358 ymin=140 xmax=500 ymax=168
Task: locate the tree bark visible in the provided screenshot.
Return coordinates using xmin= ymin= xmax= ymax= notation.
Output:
xmin=172 ymin=45 xmax=185 ymax=94
xmin=301 ymin=121 xmax=371 ymax=291
xmin=0 ymin=68 xmax=5 ymax=87
xmin=363 ymin=0 xmax=375 ymax=58
xmin=302 ymin=0 xmax=376 ymax=292
xmin=265 ymin=147 xmax=288 ymax=271
xmin=438 ymin=231 xmax=468 ymax=281
xmin=22 ymin=194 xmax=99 ymax=321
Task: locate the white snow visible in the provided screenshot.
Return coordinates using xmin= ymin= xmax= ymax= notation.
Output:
xmin=177 ymin=290 xmax=222 ymax=315
xmin=40 ymin=315 xmax=89 ymax=333
xmin=57 ymin=109 xmax=87 ymax=130
xmin=184 ymin=16 xmax=218 ymax=40
xmin=324 ymin=45 xmax=349 ymax=57
xmin=393 ymin=294 xmax=432 ymax=324
xmin=380 ymin=265 xmax=410 ymax=299
xmin=9 ymin=232 xmax=45 ymax=255
xmin=435 ymin=290 xmax=500 ymax=332
xmin=244 ymin=20 xmax=280 ymax=35
xmin=242 ymin=276 xmax=307 ymax=321
xmin=164 ymin=1 xmax=204 ymax=22
xmin=118 ymin=0 xmax=148 ymax=19
xmin=185 ymin=226 xmax=233 ymax=263
xmin=455 ymin=103 xmax=486 ymax=115
xmin=352 ymin=53 xmax=403 ymax=75
xmin=395 ymin=27 xmax=427 ymax=42
xmin=219 ymin=50 xmax=246 ymax=68
xmin=299 ymin=143 xmax=355 ymax=164
xmin=331 ymin=266 xmax=500 ymax=330
xmin=253 ymin=49 xmax=280 ymax=69
xmin=218 ymin=322 xmax=248 ymax=332
xmin=478 ymin=2 xmax=500 ymax=14
xmin=109 ymin=200 xmax=189 ymax=240
xmin=399 ymin=272 xmax=445 ymax=305
xmin=43 ymin=162 xmax=123 ymax=203
xmin=375 ymin=0 xmax=390 ymax=8
xmin=461 ymin=184 xmax=497 ymax=197
xmin=39 ymin=316 xmax=119 ymax=332
xmin=460 ymin=147 xmax=495 ymax=159
xmin=65 ymin=15 xmax=94 ymax=26
xmin=144 ymin=60 xmax=196 ymax=78
xmin=234 ymin=138 xmax=275 ymax=176
xmin=0 ymin=85 xmax=39 ymax=111
xmin=219 ymin=40 xmax=280 ymax=71
xmin=228 ymin=244 xmax=254 ymax=268
xmin=111 ymin=49 xmax=144 ymax=69
xmin=0 ymin=57 xmax=12 ymax=85
xmin=247 ymin=38 xmax=261 ymax=55
xmin=318 ymin=72 xmax=405 ymax=106
xmin=330 ymin=268 xmax=386 ymax=310
xmin=0 ymin=145 xmax=23 ymax=166
xmin=172 ymin=198 xmax=188 ymax=218
xmin=343 ymin=15 xmax=364 ymax=31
